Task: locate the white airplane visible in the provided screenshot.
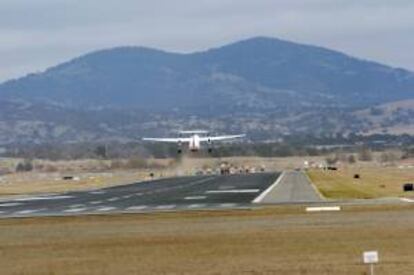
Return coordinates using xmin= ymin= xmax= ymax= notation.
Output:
xmin=143 ymin=130 xmax=245 ymax=154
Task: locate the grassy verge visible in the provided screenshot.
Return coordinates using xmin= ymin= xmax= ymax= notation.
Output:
xmin=0 ymin=205 xmax=414 ymax=274
xmin=307 ymin=166 xmax=414 ymax=199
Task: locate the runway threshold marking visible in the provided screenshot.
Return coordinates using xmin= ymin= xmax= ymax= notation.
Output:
xmin=252 ymin=172 xmax=285 ymax=203
xmin=206 ymin=189 xmax=260 ymax=194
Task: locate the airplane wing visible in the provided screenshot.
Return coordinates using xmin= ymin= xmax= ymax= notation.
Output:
xmin=199 ymin=134 xmax=245 ymax=142
xmin=142 ymin=137 xmax=191 ymax=143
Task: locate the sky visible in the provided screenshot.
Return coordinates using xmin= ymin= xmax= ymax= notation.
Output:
xmin=1 ymin=0 xmax=414 ymax=82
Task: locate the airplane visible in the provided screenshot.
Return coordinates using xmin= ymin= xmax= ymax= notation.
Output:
xmin=143 ymin=130 xmax=245 ymax=154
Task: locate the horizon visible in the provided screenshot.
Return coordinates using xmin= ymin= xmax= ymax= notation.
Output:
xmin=1 ymin=35 xmax=413 ymax=84
xmin=1 ymin=1 xmax=414 ymax=82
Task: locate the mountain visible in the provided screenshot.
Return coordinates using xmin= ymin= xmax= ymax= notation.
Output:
xmin=0 ymin=36 xmax=414 ymax=145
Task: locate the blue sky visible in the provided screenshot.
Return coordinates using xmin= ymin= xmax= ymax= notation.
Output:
xmin=1 ymin=0 xmax=414 ymax=81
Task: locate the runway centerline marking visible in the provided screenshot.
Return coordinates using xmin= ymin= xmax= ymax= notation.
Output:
xmin=206 ymin=189 xmax=260 ymax=194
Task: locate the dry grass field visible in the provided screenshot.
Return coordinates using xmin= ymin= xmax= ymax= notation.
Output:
xmin=0 ymin=205 xmax=413 ymax=274
xmin=307 ymin=166 xmax=414 ymax=199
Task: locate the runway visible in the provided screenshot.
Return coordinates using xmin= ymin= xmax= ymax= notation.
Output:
xmin=0 ymin=173 xmax=279 ymax=218
xmin=255 ymin=171 xmax=324 ymax=204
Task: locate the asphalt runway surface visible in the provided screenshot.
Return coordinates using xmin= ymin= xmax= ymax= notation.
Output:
xmin=0 ymin=173 xmax=280 ymax=218
xmin=257 ymin=171 xmax=324 ymax=204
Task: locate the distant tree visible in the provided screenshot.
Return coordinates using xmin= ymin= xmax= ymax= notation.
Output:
xmin=126 ymin=157 xmax=147 ymax=169
xmin=379 ymin=151 xmax=398 ymax=163
xmin=358 ymin=148 xmax=373 ymax=161
xmin=369 ymin=107 xmax=384 ymax=116
xmin=347 ymin=154 xmax=356 ymax=164
xmin=15 ymin=159 xmax=33 ymax=172
xmin=94 ymin=145 xmax=107 ymax=159
xmin=325 ymin=156 xmax=338 ymax=166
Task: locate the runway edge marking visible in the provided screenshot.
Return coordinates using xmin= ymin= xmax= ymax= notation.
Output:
xmin=252 ymin=171 xmax=285 ymax=204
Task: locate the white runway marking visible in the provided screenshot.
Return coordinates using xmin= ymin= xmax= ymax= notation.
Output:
xmin=0 ymin=202 xmax=22 ymax=207
xmin=90 ymin=201 xmax=102 ymax=205
xmin=90 ymin=191 xmax=105 ymax=195
xmin=188 ymin=204 xmax=206 ymax=209
xmin=16 ymin=209 xmax=45 ymax=215
xmin=184 ymin=196 xmax=206 ymax=200
xmin=107 ymin=197 xmax=119 ymax=202
xmin=96 ymin=206 xmax=116 ymax=212
xmin=306 ymin=206 xmax=341 ymax=212
xmin=401 ymin=198 xmax=414 ymax=203
xmin=15 ymin=195 xmax=73 ymax=201
xmin=253 ymin=172 xmax=285 ymax=203
xmin=64 ymin=208 xmax=87 ymax=213
xmin=69 ymin=204 xmax=85 ymax=208
xmin=127 ymin=205 xmax=148 ymax=211
xmin=206 ymin=189 xmax=260 ymax=194
xmin=155 ymin=205 xmax=176 ymax=210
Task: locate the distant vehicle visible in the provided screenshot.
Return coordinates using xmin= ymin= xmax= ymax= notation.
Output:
xmin=143 ymin=130 xmax=245 ymax=154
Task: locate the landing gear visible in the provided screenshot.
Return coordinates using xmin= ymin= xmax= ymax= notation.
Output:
xmin=207 ymin=138 xmax=213 ymax=154
xmin=177 ymin=141 xmax=182 ymax=154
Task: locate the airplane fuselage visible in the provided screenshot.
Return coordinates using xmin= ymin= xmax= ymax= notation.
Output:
xmin=143 ymin=131 xmax=244 ymax=154
xmin=188 ymin=134 xmax=201 ymax=151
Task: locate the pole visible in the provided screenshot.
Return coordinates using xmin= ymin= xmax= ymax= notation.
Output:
xmin=370 ymin=263 xmax=374 ymax=275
